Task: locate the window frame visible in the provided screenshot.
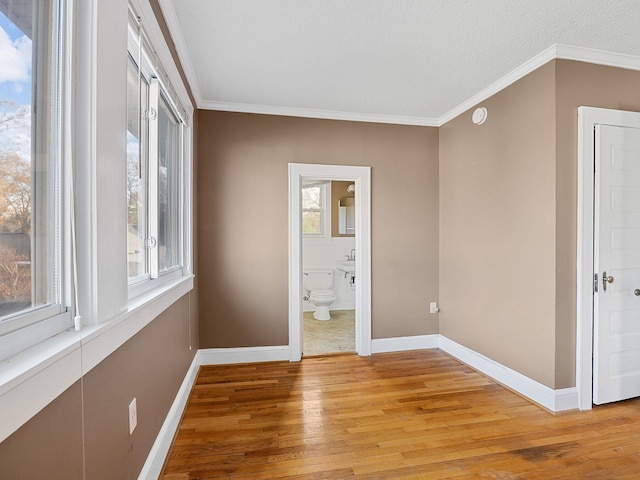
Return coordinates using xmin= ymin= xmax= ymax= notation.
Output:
xmin=126 ymin=50 xmax=151 ymax=286
xmin=126 ymin=9 xmax=190 ymax=299
xmin=0 ymin=0 xmax=73 ymax=361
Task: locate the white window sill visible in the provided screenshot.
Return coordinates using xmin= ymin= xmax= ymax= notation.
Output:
xmin=0 ymin=274 xmax=194 ymax=443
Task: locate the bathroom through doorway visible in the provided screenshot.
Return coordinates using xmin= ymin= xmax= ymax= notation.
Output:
xmin=288 ymin=163 xmax=371 ymax=361
xmin=302 ymin=179 xmax=357 ymax=355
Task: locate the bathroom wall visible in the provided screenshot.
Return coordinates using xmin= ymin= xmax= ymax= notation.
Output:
xmin=303 ymin=236 xmax=356 ymax=311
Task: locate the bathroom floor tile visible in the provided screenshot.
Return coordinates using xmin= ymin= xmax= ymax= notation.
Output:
xmin=303 ymin=309 xmax=355 ymax=356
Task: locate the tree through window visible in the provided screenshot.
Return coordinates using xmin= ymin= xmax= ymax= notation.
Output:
xmin=302 ymin=184 xmax=324 ymax=235
xmin=0 ymin=4 xmax=60 ymax=320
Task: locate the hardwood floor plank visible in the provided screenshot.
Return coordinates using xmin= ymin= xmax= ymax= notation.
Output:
xmin=160 ymin=350 xmax=640 ymax=479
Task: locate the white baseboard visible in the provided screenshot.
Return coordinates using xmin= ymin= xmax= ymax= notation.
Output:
xmin=553 ymin=387 xmax=580 ymax=412
xmin=198 ymin=345 xmax=290 ymax=365
xmin=138 ymin=351 xmax=200 ymax=480
xmin=371 ymin=334 xmax=439 ymax=354
xmin=438 ymin=336 xmax=578 ymax=412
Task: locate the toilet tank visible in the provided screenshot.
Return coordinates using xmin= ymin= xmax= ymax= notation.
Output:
xmin=303 ymin=269 xmax=334 ymax=291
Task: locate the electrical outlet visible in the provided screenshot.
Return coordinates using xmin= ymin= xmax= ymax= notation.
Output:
xmin=128 ymin=398 xmax=137 ymax=435
xmin=429 ymin=302 xmax=439 ymax=314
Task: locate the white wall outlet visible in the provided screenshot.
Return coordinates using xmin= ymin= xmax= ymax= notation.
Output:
xmin=128 ymin=398 xmax=137 ymax=435
xmin=429 ymin=302 xmax=439 ymax=314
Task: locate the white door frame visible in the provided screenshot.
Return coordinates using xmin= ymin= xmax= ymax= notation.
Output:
xmin=577 ymin=107 xmax=640 ymax=410
xmin=288 ymin=163 xmax=372 ymax=361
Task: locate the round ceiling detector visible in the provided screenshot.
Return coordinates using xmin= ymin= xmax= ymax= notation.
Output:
xmin=472 ymin=107 xmax=488 ymax=125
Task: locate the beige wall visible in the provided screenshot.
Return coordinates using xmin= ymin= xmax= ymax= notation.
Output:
xmin=197 ymin=112 xmax=440 ymax=346
xmin=439 ymin=61 xmax=558 ymax=387
xmin=554 ymin=60 xmax=640 ymax=387
xmin=0 ymin=382 xmax=83 ymax=479
xmin=0 ymin=293 xmax=197 ymax=479
xmin=440 ymin=60 xmax=640 ymax=390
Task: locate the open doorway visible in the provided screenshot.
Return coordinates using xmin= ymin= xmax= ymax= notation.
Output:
xmin=288 ymin=163 xmax=371 ymax=361
xmin=301 ymin=178 xmax=356 ymax=355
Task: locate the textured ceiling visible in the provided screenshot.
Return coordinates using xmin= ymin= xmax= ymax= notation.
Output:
xmin=160 ymin=0 xmax=640 ymax=125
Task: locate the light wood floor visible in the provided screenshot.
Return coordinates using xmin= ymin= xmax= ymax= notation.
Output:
xmin=161 ymin=350 xmax=640 ymax=479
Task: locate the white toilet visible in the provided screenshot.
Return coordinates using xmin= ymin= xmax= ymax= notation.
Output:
xmin=303 ymin=269 xmax=336 ymax=321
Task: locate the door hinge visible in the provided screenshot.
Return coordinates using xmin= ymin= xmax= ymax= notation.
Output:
xmin=594 ymin=272 xmax=598 ymax=293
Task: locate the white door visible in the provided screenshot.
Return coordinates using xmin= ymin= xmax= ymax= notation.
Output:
xmin=594 ymin=124 xmax=640 ymax=405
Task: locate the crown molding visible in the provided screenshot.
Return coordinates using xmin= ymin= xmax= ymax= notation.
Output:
xmin=555 ymin=44 xmax=640 ymax=71
xmin=438 ymin=44 xmax=640 ymax=126
xmin=436 ymin=45 xmax=558 ymax=126
xmin=199 ymin=100 xmax=440 ymax=126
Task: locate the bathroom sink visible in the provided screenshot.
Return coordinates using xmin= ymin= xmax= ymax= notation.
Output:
xmin=336 ymin=260 xmax=356 ymax=274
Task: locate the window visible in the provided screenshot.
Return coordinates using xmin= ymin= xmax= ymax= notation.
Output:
xmin=127 ymin=8 xmax=187 ymax=292
xmin=301 ymin=182 xmax=330 ymax=243
xmin=302 ymin=185 xmax=323 ymax=235
xmin=0 ymin=0 xmax=69 ymax=350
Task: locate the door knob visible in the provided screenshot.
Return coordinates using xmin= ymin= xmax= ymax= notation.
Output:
xmin=602 ymin=271 xmax=614 ymax=292
xmin=635 ymin=289 xmax=640 ymax=297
